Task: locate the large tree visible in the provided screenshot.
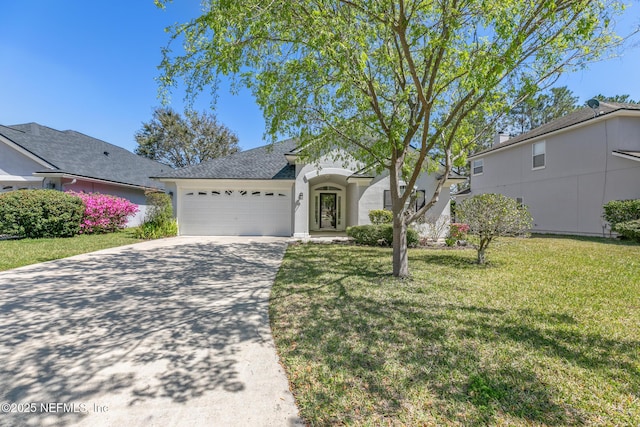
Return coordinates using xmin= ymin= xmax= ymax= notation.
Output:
xmin=158 ymin=0 xmax=626 ymax=277
xmin=135 ymin=107 xmax=239 ymax=168
xmin=590 ymin=94 xmax=639 ymax=104
xmin=508 ymin=86 xmax=580 ymax=134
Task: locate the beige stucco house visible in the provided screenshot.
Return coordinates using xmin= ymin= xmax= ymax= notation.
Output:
xmin=154 ymin=139 xmax=463 ymax=237
xmin=465 ymin=102 xmax=640 ymax=236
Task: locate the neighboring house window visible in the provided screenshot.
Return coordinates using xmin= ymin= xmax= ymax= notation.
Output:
xmin=472 ymin=159 xmax=484 ymax=175
xmin=532 ymin=141 xmax=546 ymax=169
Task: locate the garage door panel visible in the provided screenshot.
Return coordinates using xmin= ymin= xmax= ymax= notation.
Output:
xmin=180 ymin=189 xmax=291 ymax=236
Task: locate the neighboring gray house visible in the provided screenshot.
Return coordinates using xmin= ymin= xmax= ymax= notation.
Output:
xmin=466 ymin=102 xmax=640 ymax=236
xmin=154 ymin=139 xmax=464 ymax=237
xmin=0 ymin=123 xmax=170 ymax=225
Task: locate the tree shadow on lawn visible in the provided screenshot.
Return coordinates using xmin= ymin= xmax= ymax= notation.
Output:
xmin=271 ymin=248 xmax=639 ymax=425
xmin=0 ymin=239 xmax=287 ymax=426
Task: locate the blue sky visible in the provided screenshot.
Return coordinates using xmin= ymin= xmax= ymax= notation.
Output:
xmin=1 ymin=2 xmax=639 ymax=153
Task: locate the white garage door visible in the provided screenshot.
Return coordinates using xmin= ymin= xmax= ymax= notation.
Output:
xmin=180 ymin=188 xmax=292 ymax=236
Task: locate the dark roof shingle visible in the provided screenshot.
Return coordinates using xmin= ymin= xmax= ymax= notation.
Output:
xmin=0 ymin=123 xmax=170 ymax=189
xmin=153 ymin=138 xmax=298 ymax=180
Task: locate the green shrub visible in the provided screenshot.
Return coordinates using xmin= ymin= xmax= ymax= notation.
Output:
xmin=347 ymin=224 xmax=419 ymax=247
xmin=135 ymin=220 xmax=178 ymax=239
xmin=134 ymin=192 xmax=178 ymax=239
xmin=368 ymin=209 xmax=393 ymax=225
xmin=144 ymin=192 xmax=174 ymax=224
xmin=347 ymin=225 xmax=383 ymax=245
xmin=603 ymin=199 xmax=640 ymax=226
xmin=457 ymin=193 xmax=532 ymax=264
xmin=0 ymin=190 xmax=84 ymax=238
xmin=445 ymin=237 xmax=457 ymax=247
xmin=613 ymin=219 xmax=640 ymax=242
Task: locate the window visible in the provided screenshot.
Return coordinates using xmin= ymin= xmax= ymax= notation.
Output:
xmin=532 ymin=141 xmax=545 ymax=169
xmin=316 ymin=186 xmax=341 ymax=191
xmin=383 ymin=190 xmax=392 ymax=210
xmin=383 ymin=189 xmax=426 ymax=211
xmin=415 ymin=190 xmax=426 ymax=211
xmin=472 ymin=159 xmax=484 ymax=175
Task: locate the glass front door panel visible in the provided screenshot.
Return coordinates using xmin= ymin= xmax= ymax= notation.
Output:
xmin=319 ymin=193 xmax=337 ymax=229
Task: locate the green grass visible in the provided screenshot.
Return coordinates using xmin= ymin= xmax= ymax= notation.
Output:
xmin=270 ymin=236 xmax=640 ymax=426
xmin=0 ymin=229 xmax=145 ymax=271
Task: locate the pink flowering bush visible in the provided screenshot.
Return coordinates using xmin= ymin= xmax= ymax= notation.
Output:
xmin=66 ymin=191 xmax=138 ymax=234
xmin=449 ymin=223 xmax=470 ymax=240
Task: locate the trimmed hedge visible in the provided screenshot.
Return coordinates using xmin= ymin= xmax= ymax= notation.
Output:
xmin=368 ymin=209 xmax=393 ymax=225
xmin=613 ymin=219 xmax=640 ymax=242
xmin=603 ymin=199 xmax=640 ymax=226
xmin=347 ymin=224 xmax=419 ymax=247
xmin=0 ymin=190 xmax=84 ymax=238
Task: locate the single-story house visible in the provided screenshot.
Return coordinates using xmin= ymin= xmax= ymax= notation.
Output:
xmin=0 ymin=123 xmax=171 ymax=225
xmin=465 ymin=102 xmax=640 ymax=236
xmin=153 ymin=139 xmax=464 ymax=237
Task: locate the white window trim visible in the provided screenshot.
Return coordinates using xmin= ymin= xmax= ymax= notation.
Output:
xmin=532 ymin=141 xmax=546 ymax=170
xmin=472 ymin=158 xmax=484 ymax=176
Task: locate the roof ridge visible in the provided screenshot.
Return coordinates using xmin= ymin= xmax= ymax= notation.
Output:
xmin=0 ymin=124 xmax=26 ymax=134
xmin=471 ymin=103 xmax=640 ymax=158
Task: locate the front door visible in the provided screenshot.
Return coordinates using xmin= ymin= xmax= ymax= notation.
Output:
xmin=319 ymin=193 xmax=337 ymax=229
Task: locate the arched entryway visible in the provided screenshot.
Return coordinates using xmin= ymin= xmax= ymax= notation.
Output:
xmin=310 ymin=183 xmax=346 ymax=231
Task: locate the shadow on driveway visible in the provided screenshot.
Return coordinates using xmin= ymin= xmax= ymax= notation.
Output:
xmin=0 ymin=237 xmax=302 ymax=427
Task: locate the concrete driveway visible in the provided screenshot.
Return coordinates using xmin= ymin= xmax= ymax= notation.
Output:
xmin=0 ymin=236 xmax=303 ymax=427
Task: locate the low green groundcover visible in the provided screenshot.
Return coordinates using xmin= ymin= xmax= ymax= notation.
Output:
xmin=270 ymin=236 xmax=640 ymax=426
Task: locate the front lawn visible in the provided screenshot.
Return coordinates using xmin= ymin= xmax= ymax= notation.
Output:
xmin=270 ymin=236 xmax=640 ymax=425
xmin=0 ymin=229 xmax=144 ymax=271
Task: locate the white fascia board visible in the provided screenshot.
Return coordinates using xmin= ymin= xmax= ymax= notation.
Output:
xmin=284 ymin=153 xmax=298 ymax=165
xmin=170 ymin=178 xmax=294 ymax=189
xmin=32 ymin=172 xmax=156 ymax=191
xmin=0 ymin=135 xmax=56 ymax=169
xmin=468 ymin=109 xmax=640 ymax=160
xmin=612 ymin=151 xmax=640 ymax=162
xmin=443 ymin=177 xmax=467 ymax=187
xmin=346 ymin=176 xmax=373 ymax=185
xmin=0 ymin=175 xmax=44 ymax=182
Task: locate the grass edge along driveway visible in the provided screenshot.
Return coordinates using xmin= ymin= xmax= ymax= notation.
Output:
xmin=270 ymin=236 xmax=640 ymax=426
xmin=0 ymin=230 xmax=145 ymax=271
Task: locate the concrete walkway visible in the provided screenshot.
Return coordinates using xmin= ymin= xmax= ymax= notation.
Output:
xmin=0 ymin=237 xmax=303 ymax=427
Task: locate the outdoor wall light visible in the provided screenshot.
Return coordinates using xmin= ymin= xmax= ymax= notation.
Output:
xmin=298 ymin=192 xmax=304 ymax=200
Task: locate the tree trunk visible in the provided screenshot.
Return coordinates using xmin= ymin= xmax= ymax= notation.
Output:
xmin=477 ymin=247 xmax=486 ymax=264
xmin=392 ymin=215 xmax=409 ymax=277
